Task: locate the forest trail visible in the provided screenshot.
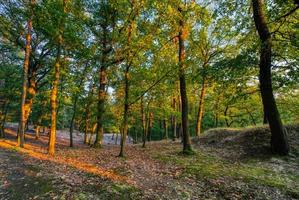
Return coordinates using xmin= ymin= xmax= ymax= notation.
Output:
xmin=0 ymin=127 xmax=298 ymax=200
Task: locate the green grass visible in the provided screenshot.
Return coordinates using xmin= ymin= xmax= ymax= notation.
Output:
xmin=154 ymin=150 xmax=299 ymax=198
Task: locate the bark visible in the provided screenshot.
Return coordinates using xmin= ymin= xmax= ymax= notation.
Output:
xmin=0 ymin=102 xmax=9 ymax=138
xmin=48 ymin=47 xmax=61 ymax=155
xmin=18 ymin=9 xmax=33 ymax=147
xmin=119 ymin=10 xmax=135 ymax=156
xmin=141 ymin=97 xmax=147 ymax=148
xmin=263 ymin=108 xmax=268 ymax=124
xmin=94 ymin=65 xmax=106 ymax=147
xmin=35 ymin=125 xmax=40 ymax=140
xmin=84 ymin=106 xmax=90 ymax=144
xmin=69 ymin=96 xmax=78 ymax=147
xmin=23 ymin=68 xmax=37 ymax=127
xmin=48 ymin=0 xmax=67 ymax=155
xmin=115 ymin=130 xmax=119 ymax=145
xmin=94 ymin=25 xmax=109 ymax=147
xmin=195 ymin=76 xmax=206 ymax=136
xmin=252 ymin=0 xmax=289 ymax=155
xmin=84 ymin=83 xmax=94 ymax=144
xmin=119 ymin=66 xmax=130 ymax=157
xmin=172 ymin=96 xmax=177 ymax=141
xmin=89 ymin=123 xmax=97 ymax=145
xmin=147 ymin=112 xmax=153 ymax=142
xmin=178 ymin=10 xmax=192 ymax=153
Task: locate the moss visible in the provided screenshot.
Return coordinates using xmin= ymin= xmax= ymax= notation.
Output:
xmin=154 ymin=150 xmax=299 ymax=198
xmin=179 ymin=149 xmax=196 ymax=156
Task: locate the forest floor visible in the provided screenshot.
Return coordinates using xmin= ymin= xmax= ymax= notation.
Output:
xmin=0 ymin=124 xmax=298 ymax=200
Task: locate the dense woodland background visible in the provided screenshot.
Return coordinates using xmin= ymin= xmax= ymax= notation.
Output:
xmin=0 ymin=0 xmax=298 ymax=156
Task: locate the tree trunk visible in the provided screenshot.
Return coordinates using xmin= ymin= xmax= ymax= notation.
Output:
xmin=48 ymin=47 xmax=61 ymax=155
xmin=263 ymin=109 xmax=268 ymax=124
xmin=89 ymin=123 xmax=97 ymax=145
xmin=48 ymin=0 xmax=67 ymax=155
xmin=119 ymin=66 xmax=130 ymax=157
xmin=119 ymin=13 xmax=134 ymax=157
xmin=23 ymin=68 xmax=37 ymax=127
xmin=224 ymin=105 xmax=231 ymax=127
xmin=69 ymin=96 xmax=78 ymax=147
xmin=84 ymin=106 xmax=90 ymax=144
xmin=0 ymin=102 xmax=9 ymax=138
xmin=252 ymin=0 xmax=289 ymax=155
xmin=172 ymin=96 xmax=177 ymax=141
xmin=178 ymin=10 xmax=192 ymax=153
xmin=35 ymin=125 xmax=40 ymax=140
xmin=141 ymin=97 xmax=147 ymax=148
xmin=94 ymin=24 xmax=110 ymax=148
xmin=94 ymin=66 xmax=106 ymax=147
xmin=18 ymin=8 xmax=33 ymax=147
xmin=195 ymin=76 xmax=206 ymax=136
xmin=147 ymin=112 xmax=153 ymax=142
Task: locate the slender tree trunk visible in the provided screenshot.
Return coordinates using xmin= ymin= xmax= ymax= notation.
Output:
xmin=23 ymin=69 xmax=37 ymax=126
xmin=115 ymin=130 xmax=119 ymax=145
xmin=48 ymin=0 xmax=67 ymax=155
xmin=18 ymin=7 xmax=33 ymax=147
xmin=178 ymin=9 xmax=192 ymax=153
xmin=48 ymin=47 xmax=61 ymax=155
xmin=84 ymin=106 xmax=90 ymax=144
xmin=252 ymin=0 xmax=289 ymax=155
xmin=0 ymin=102 xmax=9 ymax=138
xmin=89 ymin=123 xmax=97 ymax=145
xmin=195 ymin=76 xmax=206 ymax=136
xmin=147 ymin=112 xmax=153 ymax=142
xmin=119 ymin=11 xmax=135 ymax=156
xmin=35 ymin=125 xmax=40 ymax=140
xmin=141 ymin=98 xmax=147 ymax=148
xmin=69 ymin=96 xmax=78 ymax=147
xmin=224 ymin=105 xmax=230 ymax=127
xmin=119 ymin=66 xmax=130 ymax=157
xmin=172 ymin=96 xmax=177 ymax=141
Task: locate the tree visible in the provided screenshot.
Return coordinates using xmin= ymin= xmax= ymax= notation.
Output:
xmin=178 ymin=5 xmax=192 ymax=153
xmin=251 ymin=0 xmax=289 ymax=155
xmin=18 ymin=0 xmax=35 ymax=147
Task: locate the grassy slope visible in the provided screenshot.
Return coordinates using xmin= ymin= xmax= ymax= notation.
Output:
xmin=154 ymin=124 xmax=299 ymax=199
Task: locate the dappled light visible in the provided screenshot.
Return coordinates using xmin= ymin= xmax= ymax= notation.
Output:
xmin=0 ymin=0 xmax=298 ymax=199
xmin=0 ymin=131 xmax=132 ymax=185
